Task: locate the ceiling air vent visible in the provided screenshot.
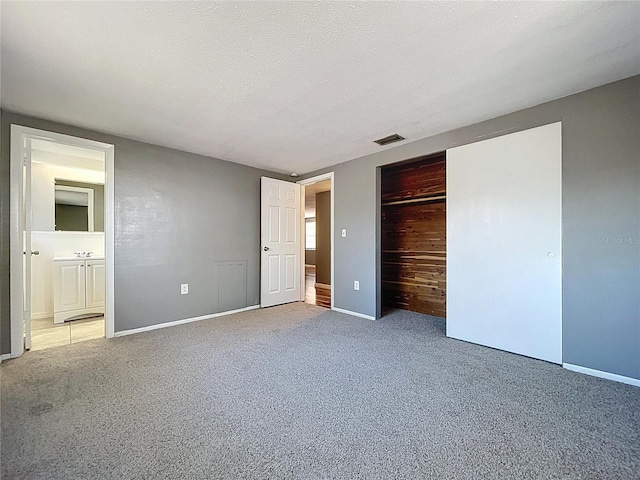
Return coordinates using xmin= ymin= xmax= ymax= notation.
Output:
xmin=374 ymin=133 xmax=405 ymax=146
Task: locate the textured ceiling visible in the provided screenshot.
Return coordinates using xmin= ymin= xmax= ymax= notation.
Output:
xmin=2 ymin=2 xmax=639 ymax=174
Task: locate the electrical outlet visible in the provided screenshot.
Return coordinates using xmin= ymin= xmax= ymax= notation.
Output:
xmin=342 ymin=228 xmax=347 ymax=238
xmin=181 ymin=283 xmax=189 ymax=295
xmin=354 ymin=280 xmax=359 ymax=291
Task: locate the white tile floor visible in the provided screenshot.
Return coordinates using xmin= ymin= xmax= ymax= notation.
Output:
xmin=30 ymin=316 xmax=105 ymax=351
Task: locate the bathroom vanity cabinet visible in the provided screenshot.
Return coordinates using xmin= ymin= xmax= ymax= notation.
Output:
xmin=53 ymin=257 xmax=105 ymax=324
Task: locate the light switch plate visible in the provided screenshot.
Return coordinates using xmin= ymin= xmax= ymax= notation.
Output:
xmin=354 ymin=280 xmax=359 ymax=291
xmin=342 ymin=228 xmax=347 ymax=238
xmin=181 ymin=283 xmax=189 ymax=295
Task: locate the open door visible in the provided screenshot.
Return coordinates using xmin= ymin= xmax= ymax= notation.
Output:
xmin=22 ymin=138 xmax=35 ymax=350
xmin=260 ymin=177 xmax=301 ymax=307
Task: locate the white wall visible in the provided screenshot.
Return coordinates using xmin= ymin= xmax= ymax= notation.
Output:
xmin=31 ymin=231 xmax=104 ymax=319
xmin=31 ymin=162 xmax=104 ymax=231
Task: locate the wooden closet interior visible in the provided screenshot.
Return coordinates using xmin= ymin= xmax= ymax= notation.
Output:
xmin=381 ymin=152 xmax=446 ymax=317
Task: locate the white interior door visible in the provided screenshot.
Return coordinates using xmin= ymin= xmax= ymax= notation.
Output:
xmin=261 ymin=177 xmax=302 ymax=307
xmin=23 ymin=138 xmax=33 ymax=350
xmin=446 ymin=122 xmax=562 ymax=364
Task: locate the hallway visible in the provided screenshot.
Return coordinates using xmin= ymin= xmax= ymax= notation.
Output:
xmin=304 ymin=265 xmax=330 ymax=309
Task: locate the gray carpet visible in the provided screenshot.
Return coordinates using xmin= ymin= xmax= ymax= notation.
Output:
xmin=1 ymin=303 xmax=639 ymax=479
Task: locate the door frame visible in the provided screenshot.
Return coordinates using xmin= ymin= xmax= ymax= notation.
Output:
xmin=297 ymin=172 xmax=334 ymax=309
xmin=10 ymin=125 xmax=116 ymax=357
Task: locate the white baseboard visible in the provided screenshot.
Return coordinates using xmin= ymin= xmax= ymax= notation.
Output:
xmin=114 ymin=305 xmax=260 ymax=338
xmin=332 ymin=307 xmax=376 ymax=321
xmin=315 ymin=282 xmax=331 ymax=289
xmin=1 ymin=353 xmax=12 ymax=361
xmin=563 ymin=363 xmax=640 ymax=387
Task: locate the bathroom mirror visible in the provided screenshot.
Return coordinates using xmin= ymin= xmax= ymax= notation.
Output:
xmin=54 ymin=180 xmax=104 ymax=232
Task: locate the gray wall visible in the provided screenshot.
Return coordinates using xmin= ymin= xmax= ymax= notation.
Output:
xmin=315 ymin=191 xmax=331 ymax=285
xmin=303 ymin=76 xmax=640 ymax=381
xmin=305 ymin=248 xmax=316 ymax=266
xmin=55 ymin=204 xmax=89 ymax=231
xmin=0 ymin=111 xmax=287 ymax=352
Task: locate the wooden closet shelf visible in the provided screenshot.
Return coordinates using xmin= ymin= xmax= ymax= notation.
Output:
xmin=381 ymin=195 xmax=446 ymax=207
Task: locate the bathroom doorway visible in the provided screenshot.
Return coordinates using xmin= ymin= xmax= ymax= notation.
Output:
xmin=10 ymin=126 xmax=115 ymax=356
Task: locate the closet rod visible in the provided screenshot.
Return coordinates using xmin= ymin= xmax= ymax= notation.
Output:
xmin=381 ymin=195 xmax=446 ymax=207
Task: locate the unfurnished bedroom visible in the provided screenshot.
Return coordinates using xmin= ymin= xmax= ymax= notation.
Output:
xmin=0 ymin=2 xmax=638 ymax=479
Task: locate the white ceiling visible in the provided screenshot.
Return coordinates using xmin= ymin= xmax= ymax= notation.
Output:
xmin=2 ymin=2 xmax=639 ymax=175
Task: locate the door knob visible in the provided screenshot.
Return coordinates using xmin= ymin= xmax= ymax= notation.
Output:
xmin=263 ymin=246 xmax=270 ymax=251
xmin=31 ymin=251 xmax=40 ymax=256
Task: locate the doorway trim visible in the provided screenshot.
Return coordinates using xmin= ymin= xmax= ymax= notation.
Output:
xmin=10 ymin=125 xmax=116 ymax=357
xmin=297 ymin=172 xmax=334 ymax=309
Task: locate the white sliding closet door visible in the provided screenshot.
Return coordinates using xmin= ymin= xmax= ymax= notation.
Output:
xmin=446 ymin=122 xmax=562 ymax=364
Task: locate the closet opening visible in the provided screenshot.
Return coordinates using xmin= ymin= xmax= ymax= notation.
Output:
xmin=380 ymin=151 xmax=446 ymax=318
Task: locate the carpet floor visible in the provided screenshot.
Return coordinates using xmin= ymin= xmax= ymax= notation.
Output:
xmin=1 ymin=303 xmax=639 ymax=479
